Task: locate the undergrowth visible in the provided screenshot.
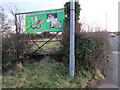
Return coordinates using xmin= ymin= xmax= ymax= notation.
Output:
xmin=2 ymin=57 xmax=104 ymax=88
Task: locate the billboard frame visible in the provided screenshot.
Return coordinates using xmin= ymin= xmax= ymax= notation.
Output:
xmin=15 ymin=8 xmax=64 ymax=54
xmin=16 ymin=8 xmax=65 ymax=33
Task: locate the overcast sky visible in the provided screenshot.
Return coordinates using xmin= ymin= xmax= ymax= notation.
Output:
xmin=0 ymin=0 xmax=119 ymax=32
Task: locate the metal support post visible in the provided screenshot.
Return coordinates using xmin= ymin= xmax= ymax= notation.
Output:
xmin=69 ymin=0 xmax=75 ymax=77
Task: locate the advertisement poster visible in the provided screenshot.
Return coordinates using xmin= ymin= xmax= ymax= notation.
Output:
xmin=26 ymin=8 xmax=65 ymax=33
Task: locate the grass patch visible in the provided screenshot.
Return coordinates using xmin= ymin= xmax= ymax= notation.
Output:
xmin=30 ymin=42 xmax=61 ymax=53
xmin=2 ymin=57 xmax=103 ymax=88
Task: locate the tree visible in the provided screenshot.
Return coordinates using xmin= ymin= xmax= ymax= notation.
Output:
xmin=7 ymin=5 xmax=25 ymax=34
xmin=64 ymin=0 xmax=81 ymax=32
xmin=63 ymin=0 xmax=81 ymax=35
xmin=64 ymin=0 xmax=81 ymax=23
xmin=0 ymin=6 xmax=11 ymax=33
xmin=2 ymin=4 xmax=31 ymax=60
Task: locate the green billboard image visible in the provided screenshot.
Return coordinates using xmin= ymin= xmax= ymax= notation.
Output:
xmin=26 ymin=8 xmax=65 ymax=33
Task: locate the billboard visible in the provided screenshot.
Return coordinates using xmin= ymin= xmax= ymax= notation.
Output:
xmin=26 ymin=8 xmax=65 ymax=33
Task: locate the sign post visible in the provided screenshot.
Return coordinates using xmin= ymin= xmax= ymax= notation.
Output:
xmin=69 ymin=0 xmax=75 ymax=77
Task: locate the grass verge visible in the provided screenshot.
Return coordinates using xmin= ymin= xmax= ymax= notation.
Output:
xmin=2 ymin=57 xmax=104 ymax=88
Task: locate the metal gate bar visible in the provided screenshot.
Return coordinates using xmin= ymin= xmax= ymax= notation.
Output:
xmin=32 ymin=32 xmax=60 ymax=54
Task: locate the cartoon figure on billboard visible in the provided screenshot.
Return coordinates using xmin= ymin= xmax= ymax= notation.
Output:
xmin=47 ymin=13 xmax=61 ymax=28
xmin=29 ymin=15 xmax=44 ymax=30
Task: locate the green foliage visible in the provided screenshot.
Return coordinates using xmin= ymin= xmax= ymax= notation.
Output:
xmin=100 ymin=41 xmax=106 ymax=54
xmin=2 ymin=52 xmax=16 ymax=63
xmin=64 ymin=0 xmax=81 ymax=23
xmin=60 ymin=34 xmax=96 ymax=68
xmin=75 ymin=34 xmax=96 ymax=63
xmin=2 ymin=36 xmax=17 ymax=64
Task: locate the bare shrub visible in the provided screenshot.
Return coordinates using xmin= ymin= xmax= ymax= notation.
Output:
xmin=2 ymin=33 xmax=32 ymax=64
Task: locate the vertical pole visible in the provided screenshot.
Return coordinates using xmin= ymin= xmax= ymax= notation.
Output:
xmin=15 ymin=14 xmax=18 ymax=34
xmin=118 ymin=1 xmax=120 ymax=34
xmin=69 ymin=0 xmax=75 ymax=77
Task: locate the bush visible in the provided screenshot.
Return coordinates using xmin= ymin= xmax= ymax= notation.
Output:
xmin=59 ymin=32 xmax=96 ymax=70
xmin=2 ymin=33 xmax=32 ymax=65
xmin=2 ymin=35 xmax=16 ymax=64
xmin=81 ymin=31 xmax=109 ymax=72
xmin=75 ymin=34 xmax=96 ymax=65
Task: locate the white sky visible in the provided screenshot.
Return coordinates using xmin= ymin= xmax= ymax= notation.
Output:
xmin=0 ymin=0 xmax=119 ymax=32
